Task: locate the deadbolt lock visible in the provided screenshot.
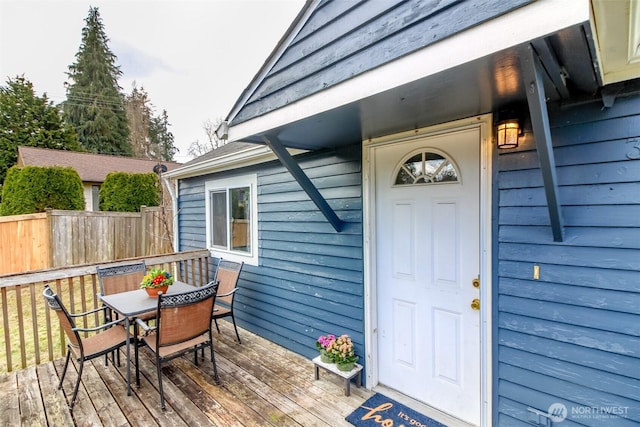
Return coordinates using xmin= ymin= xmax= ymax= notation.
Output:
xmin=472 ymin=278 xmax=480 ymax=288
xmin=471 ymin=299 xmax=480 ymax=310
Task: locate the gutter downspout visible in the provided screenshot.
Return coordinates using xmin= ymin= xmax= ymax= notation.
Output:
xmin=163 ymin=176 xmax=179 ymax=251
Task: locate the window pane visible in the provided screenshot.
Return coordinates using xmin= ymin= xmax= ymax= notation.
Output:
xmin=424 ymin=155 xmax=445 ymax=177
xmin=395 ymin=151 xmax=458 ymax=185
xmin=433 ymin=161 xmax=458 ymax=182
xmin=230 ymin=186 xmax=251 ymax=253
xmin=395 ymin=168 xmax=414 ymax=185
xmin=210 ymin=191 xmax=227 ymax=247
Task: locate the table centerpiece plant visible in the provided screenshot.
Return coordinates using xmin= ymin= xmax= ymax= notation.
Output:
xmin=140 ymin=267 xmax=174 ymax=297
xmin=326 ymin=334 xmax=358 ymax=371
xmin=316 ymin=334 xmax=336 ymax=363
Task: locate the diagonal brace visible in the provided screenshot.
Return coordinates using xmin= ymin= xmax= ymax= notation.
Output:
xmin=520 ymin=44 xmax=565 ymax=242
xmin=263 ymin=135 xmax=343 ymax=232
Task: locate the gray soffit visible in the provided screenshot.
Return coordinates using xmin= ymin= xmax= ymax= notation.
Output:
xmin=237 ymin=23 xmax=599 ymax=150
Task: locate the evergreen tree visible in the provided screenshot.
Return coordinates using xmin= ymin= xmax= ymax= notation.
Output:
xmin=125 ymin=84 xmax=177 ymax=161
xmin=64 ymin=7 xmax=131 ymax=156
xmin=125 ymin=84 xmax=152 ymax=158
xmin=149 ymin=109 xmax=177 ymax=161
xmin=0 ymin=75 xmax=81 ymax=188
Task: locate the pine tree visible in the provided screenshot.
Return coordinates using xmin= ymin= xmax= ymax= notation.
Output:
xmin=0 ymin=75 xmax=81 ymax=188
xmin=125 ymin=84 xmax=152 ymax=159
xmin=125 ymin=84 xmax=177 ymax=161
xmin=64 ymin=7 xmax=131 ymax=156
xmin=149 ymin=109 xmax=177 ymax=161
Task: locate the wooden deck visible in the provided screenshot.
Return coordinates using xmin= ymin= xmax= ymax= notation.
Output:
xmin=0 ymin=321 xmax=373 ymax=426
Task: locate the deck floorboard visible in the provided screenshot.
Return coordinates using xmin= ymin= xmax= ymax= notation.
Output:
xmin=1 ymin=321 xmax=372 ymax=426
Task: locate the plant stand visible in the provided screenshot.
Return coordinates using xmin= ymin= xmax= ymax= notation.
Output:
xmin=312 ymin=355 xmax=363 ymax=396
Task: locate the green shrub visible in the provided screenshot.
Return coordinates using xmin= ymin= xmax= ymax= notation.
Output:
xmin=0 ymin=166 xmax=85 ymax=215
xmin=99 ymin=172 xmax=160 ymax=212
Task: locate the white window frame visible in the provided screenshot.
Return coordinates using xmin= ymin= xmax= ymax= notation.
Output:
xmin=205 ymin=174 xmax=258 ymax=266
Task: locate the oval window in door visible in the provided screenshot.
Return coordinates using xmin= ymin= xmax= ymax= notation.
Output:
xmin=393 ymin=149 xmax=460 ymax=185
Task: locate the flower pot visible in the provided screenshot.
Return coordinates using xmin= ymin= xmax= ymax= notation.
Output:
xmin=145 ymin=285 xmax=168 ymax=298
xmin=320 ymin=349 xmax=333 ymax=363
xmin=337 ymin=361 xmax=355 ymax=372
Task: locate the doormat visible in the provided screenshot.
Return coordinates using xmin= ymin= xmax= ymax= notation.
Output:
xmin=346 ymin=393 xmax=448 ymax=427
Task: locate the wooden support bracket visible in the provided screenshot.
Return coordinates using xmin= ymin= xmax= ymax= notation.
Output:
xmin=519 ymin=44 xmax=565 ymax=242
xmin=263 ymin=135 xmax=343 ymax=232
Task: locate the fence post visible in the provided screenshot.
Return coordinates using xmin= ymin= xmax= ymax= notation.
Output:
xmin=140 ymin=205 xmax=147 ymax=257
xmin=46 ymin=209 xmax=54 ymax=269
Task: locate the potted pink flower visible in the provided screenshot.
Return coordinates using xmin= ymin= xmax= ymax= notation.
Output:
xmin=326 ymin=334 xmax=358 ymax=371
xmin=315 ymin=334 xmax=336 ymax=363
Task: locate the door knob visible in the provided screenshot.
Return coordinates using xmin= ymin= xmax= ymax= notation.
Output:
xmin=471 ymin=298 xmax=480 ymax=310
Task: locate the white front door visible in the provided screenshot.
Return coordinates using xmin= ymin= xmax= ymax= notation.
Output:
xmin=375 ymin=127 xmax=481 ymax=425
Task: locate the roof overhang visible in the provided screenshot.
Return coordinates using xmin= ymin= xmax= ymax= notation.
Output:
xmin=227 ymin=0 xmax=592 ymax=149
xmin=590 ymin=0 xmax=640 ymax=85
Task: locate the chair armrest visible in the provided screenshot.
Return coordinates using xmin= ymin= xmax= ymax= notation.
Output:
xmin=135 ymin=318 xmax=155 ymax=333
xmin=216 ymin=288 xmax=238 ymax=298
xmin=72 ymin=316 xmax=125 ymax=333
xmin=68 ymin=305 xmax=108 ymax=318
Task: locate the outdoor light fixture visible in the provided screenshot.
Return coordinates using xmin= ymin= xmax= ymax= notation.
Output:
xmin=496 ymin=119 xmax=520 ymax=149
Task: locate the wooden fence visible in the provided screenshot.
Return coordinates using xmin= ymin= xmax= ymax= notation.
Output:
xmin=0 ymin=250 xmax=212 ymax=373
xmin=0 ymin=207 xmax=173 ymax=275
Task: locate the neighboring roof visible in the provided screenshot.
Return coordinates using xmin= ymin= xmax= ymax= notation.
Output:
xmin=16 ymin=146 xmax=181 ymax=183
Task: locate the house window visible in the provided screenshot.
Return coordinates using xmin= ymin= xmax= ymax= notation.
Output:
xmin=92 ymin=185 xmax=100 ymax=211
xmin=205 ymin=174 xmax=258 ymax=265
xmin=394 ymin=150 xmax=459 ymax=185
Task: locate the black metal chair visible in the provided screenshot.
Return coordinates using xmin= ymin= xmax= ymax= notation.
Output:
xmin=211 ymin=259 xmax=244 ymax=343
xmin=96 ymin=262 xmax=147 ymax=296
xmin=43 ymin=285 xmax=127 ymax=409
xmin=135 ymin=281 xmax=220 ymax=410
xmin=96 ymin=262 xmax=152 ymax=365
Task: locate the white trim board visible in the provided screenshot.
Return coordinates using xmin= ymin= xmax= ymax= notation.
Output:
xmin=204 ymin=174 xmax=259 ymax=266
xmin=165 ymin=145 xmax=306 ymax=180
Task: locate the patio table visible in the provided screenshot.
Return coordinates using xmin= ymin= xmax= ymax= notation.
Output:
xmin=98 ymin=281 xmax=197 ymax=395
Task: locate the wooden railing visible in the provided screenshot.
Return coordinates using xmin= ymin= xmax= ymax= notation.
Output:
xmin=0 ymin=249 xmax=212 ymax=373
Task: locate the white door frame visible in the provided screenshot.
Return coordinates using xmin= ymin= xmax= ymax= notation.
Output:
xmin=362 ymin=114 xmax=493 ymax=427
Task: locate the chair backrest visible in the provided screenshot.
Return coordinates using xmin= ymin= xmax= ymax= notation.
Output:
xmin=155 ymin=282 xmax=218 ymax=348
xmin=43 ymin=285 xmax=82 ymax=349
xmin=97 ymin=262 xmax=146 ymax=296
xmin=213 ymin=259 xmax=243 ymax=306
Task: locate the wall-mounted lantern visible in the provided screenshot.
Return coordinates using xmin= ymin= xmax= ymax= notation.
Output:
xmin=496 ymin=119 xmax=521 ymax=149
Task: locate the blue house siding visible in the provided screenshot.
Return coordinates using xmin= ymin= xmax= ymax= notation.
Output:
xmin=177 ymin=144 xmax=365 ymax=362
xmin=495 ymin=95 xmax=640 ymax=426
xmin=176 ymin=181 xmax=206 ymax=250
xmin=233 ymin=0 xmax=533 ymax=124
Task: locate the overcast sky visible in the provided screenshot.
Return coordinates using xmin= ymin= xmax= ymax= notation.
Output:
xmin=0 ymin=0 xmax=304 ymax=163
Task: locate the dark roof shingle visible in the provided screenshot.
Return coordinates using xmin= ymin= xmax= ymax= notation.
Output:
xmin=17 ymin=146 xmax=181 ymax=183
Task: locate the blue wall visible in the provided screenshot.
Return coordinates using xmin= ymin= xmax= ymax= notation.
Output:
xmin=177 ymin=144 xmax=365 ymax=361
xmin=495 ymin=95 xmax=640 ymax=426
xmin=233 ymin=0 xmax=532 ymax=124
xmin=177 ymin=95 xmax=640 ymax=425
